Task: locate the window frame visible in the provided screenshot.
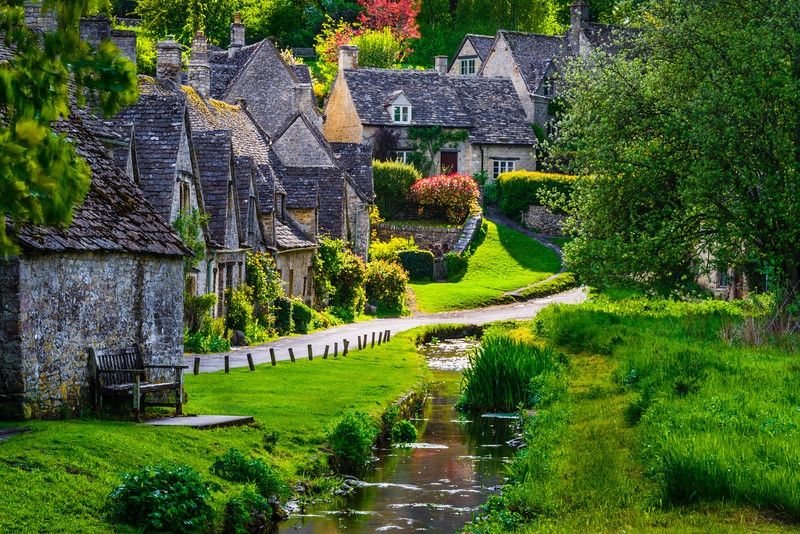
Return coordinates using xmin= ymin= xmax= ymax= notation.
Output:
xmin=460 ymin=58 xmax=476 ymax=76
xmin=492 ymin=159 xmax=516 ymax=179
xmin=392 ymin=105 xmax=411 ymax=124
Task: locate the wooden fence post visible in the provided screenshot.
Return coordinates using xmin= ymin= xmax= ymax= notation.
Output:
xmin=363 ymin=334 xmax=368 ymax=349
xmin=224 ymin=355 xmax=230 ymax=373
xmin=270 ymin=348 xmax=277 ymax=366
xmin=323 ymin=345 xmax=329 ymax=359
xmin=371 ymin=332 xmax=376 ymax=348
xmin=343 ymin=339 xmax=349 ymax=356
xmin=289 ymin=348 xmax=296 ymax=363
xmin=247 ymin=353 xmax=255 ymax=371
xmin=377 ymin=331 xmax=383 ymax=345
xmin=334 ymin=342 xmax=339 ymax=358
xmin=357 ymin=336 xmax=362 ymax=350
xmin=307 ymin=344 xmax=313 ymax=361
xmin=385 ymin=329 xmax=391 ymax=341
xmin=193 ymin=357 xmax=200 ymax=375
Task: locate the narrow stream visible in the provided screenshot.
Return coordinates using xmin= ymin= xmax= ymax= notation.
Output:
xmin=278 ymin=338 xmax=517 ymax=533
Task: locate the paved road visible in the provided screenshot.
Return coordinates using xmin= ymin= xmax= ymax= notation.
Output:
xmin=185 ymin=287 xmax=586 ymax=373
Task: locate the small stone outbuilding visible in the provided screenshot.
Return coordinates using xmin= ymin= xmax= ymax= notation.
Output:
xmin=0 ymin=117 xmax=189 ymax=420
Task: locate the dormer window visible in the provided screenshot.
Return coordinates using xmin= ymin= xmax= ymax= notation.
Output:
xmin=460 ymin=58 xmax=476 ymax=75
xmin=392 ymin=105 xmax=411 ymax=124
xmin=542 ymin=78 xmax=555 ymax=97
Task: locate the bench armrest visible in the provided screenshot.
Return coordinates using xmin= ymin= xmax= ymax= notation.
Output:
xmin=144 ymin=365 xmax=190 ymax=370
xmin=97 ymin=368 xmax=146 ymax=373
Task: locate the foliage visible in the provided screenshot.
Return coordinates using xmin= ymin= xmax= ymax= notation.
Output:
xmin=398 ymin=249 xmax=435 ymax=281
xmin=458 ymin=333 xmax=562 ymax=412
xmin=409 ymin=174 xmax=480 ymax=224
xmin=312 ymin=237 xmax=367 ymax=321
xmin=556 ymin=0 xmax=800 ymax=297
xmin=172 ymin=209 xmax=209 ymax=271
xmin=496 ymin=171 xmax=578 ymax=218
xmin=365 ymin=259 xmax=409 ymax=313
xmin=326 ymin=411 xmax=379 ymax=475
xmin=369 ymin=236 xmax=417 ymax=263
xmin=183 ymin=291 xmax=216 ymax=332
xmin=245 ymin=252 xmax=284 ymax=326
xmin=371 ymin=127 xmax=400 ymax=161
xmin=372 ymin=159 xmax=422 ymax=219
xmin=407 ymin=127 xmax=469 ymax=176
xmin=211 ymin=448 xmax=290 ymax=500
xmin=350 ymin=27 xmax=405 ymax=67
xmin=357 ymin=0 xmax=420 ymax=40
xmin=291 ymin=298 xmax=313 ymax=333
xmin=516 ymin=271 xmax=579 ymax=300
xmin=444 ymin=251 xmax=468 ymax=280
xmin=0 ymin=1 xmax=138 ymax=255
xmin=109 ymin=464 xmax=214 ymax=533
xmin=390 ymin=419 xmax=418 ymax=443
xmin=313 ymin=15 xmax=360 ymax=63
xmin=274 ymin=296 xmax=293 ymax=335
xmin=184 ymin=319 xmax=230 ymax=353
xmin=225 ymin=285 xmax=254 ymax=334
xmin=221 ymin=487 xmax=272 ymax=534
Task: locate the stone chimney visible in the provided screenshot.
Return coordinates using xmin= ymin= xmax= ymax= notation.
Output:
xmin=156 ymin=36 xmax=183 ymax=86
xmin=188 ymin=31 xmax=211 ymax=97
xmin=293 ymin=83 xmax=315 ymax=112
xmin=434 ymin=55 xmax=448 ymax=75
xmin=229 ymin=12 xmax=245 ymax=58
xmin=338 ymin=45 xmax=358 ymax=71
xmin=79 ymin=16 xmax=111 ymax=46
xmin=569 ymin=1 xmax=590 ymax=54
xmin=24 ymin=1 xmax=57 ymax=33
xmin=111 ymin=29 xmax=137 ymax=66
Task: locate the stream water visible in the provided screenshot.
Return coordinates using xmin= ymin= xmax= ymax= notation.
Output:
xmin=277 ymin=339 xmax=517 ymax=533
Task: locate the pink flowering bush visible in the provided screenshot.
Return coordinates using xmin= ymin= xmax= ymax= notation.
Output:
xmin=410 ymin=174 xmax=480 ymax=224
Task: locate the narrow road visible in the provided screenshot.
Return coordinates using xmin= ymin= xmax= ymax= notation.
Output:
xmin=185 ymin=287 xmax=586 ymax=373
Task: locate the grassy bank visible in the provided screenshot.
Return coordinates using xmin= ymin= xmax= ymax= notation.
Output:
xmin=0 ymin=330 xmax=430 ymax=532
xmin=467 ymin=295 xmax=799 ymax=532
xmin=410 ymin=220 xmax=560 ymax=313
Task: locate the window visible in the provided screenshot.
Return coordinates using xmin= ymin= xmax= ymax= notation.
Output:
xmin=247 ymin=195 xmax=256 ymax=236
xmin=394 ymin=150 xmax=412 ymax=164
xmin=178 ymin=181 xmax=190 ymax=213
xmin=492 ymin=159 xmax=515 ymax=179
xmin=392 ymin=105 xmax=411 ymax=124
xmin=288 ymin=269 xmax=295 ymax=297
xmin=460 ymin=58 xmax=476 ymax=76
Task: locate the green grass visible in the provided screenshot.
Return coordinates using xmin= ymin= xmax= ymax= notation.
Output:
xmin=410 ymin=220 xmax=560 ymax=312
xmin=467 ymin=295 xmax=800 ymax=532
xmin=548 ymin=236 xmax=572 ymax=249
xmin=0 ymin=330 xmax=430 ymax=532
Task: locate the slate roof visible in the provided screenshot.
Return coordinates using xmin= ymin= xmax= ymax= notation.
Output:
xmin=208 ymin=42 xmax=261 ymax=99
xmin=192 ymin=129 xmax=234 ymax=246
xmin=10 ymin=116 xmax=188 ymax=257
xmin=342 ymin=68 xmax=472 ymax=127
xmin=275 ymin=219 xmax=315 ymax=250
xmin=451 ymin=77 xmax=536 ymax=145
xmin=330 ymin=142 xmax=374 ymax=200
xmin=582 ymin=23 xmax=640 ymax=55
xmin=292 ymin=64 xmax=313 ymax=84
xmin=468 ymin=34 xmax=496 ymax=61
xmin=496 ymin=30 xmax=566 ymax=93
xmin=233 ymin=155 xmax=256 ymax=244
xmin=279 ymin=167 xmax=319 ymax=210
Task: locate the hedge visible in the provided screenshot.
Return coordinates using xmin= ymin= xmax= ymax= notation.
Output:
xmin=398 ymin=249 xmax=435 ymax=281
xmin=497 ymin=171 xmax=578 ymax=218
xmin=274 ymin=296 xmax=293 ymax=335
xmin=291 ymin=299 xmax=314 ymax=334
xmin=373 ymin=160 xmax=422 ymax=219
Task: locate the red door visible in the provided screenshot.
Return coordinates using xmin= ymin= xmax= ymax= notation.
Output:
xmin=440 ymin=151 xmax=458 ymax=174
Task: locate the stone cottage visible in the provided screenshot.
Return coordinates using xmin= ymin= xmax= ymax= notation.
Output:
xmin=323 ymin=46 xmax=536 ymax=178
xmin=0 ymin=116 xmax=188 ymax=420
xmin=447 ymin=34 xmax=495 ymax=76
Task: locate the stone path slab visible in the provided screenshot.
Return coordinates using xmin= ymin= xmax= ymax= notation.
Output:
xmin=145 ymin=415 xmax=254 ymax=429
xmin=0 ymin=427 xmax=29 ymax=442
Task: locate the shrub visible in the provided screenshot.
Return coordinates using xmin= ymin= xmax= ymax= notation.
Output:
xmin=274 ymin=296 xmax=293 ymax=335
xmin=184 ymin=316 xmax=231 ymax=354
xmin=372 ymin=160 xmax=422 ymax=219
xmin=410 ymin=173 xmax=480 ymax=224
xmin=109 ymin=464 xmax=214 ymax=533
xmin=313 ymin=237 xmax=367 ymax=321
xmin=444 ymin=251 xmax=469 ymax=280
xmin=246 ymin=252 xmax=284 ymax=326
xmin=398 ymin=249 xmax=435 ymax=281
xmin=222 ymin=488 xmax=272 ymax=534
xmin=516 ymin=272 xmax=579 ymax=300
xmin=211 ymin=448 xmax=290 ymax=500
xmin=291 ymin=299 xmax=314 ymax=334
xmin=226 ymin=285 xmax=254 ymax=334
xmin=458 ymin=333 xmax=562 ymax=412
xmin=369 ymin=236 xmax=418 ymax=263
xmin=184 ymin=291 xmax=216 ymax=333
xmin=497 ymin=171 xmax=578 ymax=218
xmin=327 ymin=411 xmax=379 ymax=475
xmin=391 ymin=419 xmax=418 ymax=443
xmin=365 ymin=260 xmax=409 ymax=313
xmin=350 ymin=28 xmax=405 ymax=67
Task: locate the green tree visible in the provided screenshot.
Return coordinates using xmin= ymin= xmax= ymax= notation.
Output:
xmin=556 ymin=0 xmax=800 ymax=297
xmin=407 ymin=126 xmax=469 ymax=176
xmin=0 ymin=0 xmax=138 ymax=255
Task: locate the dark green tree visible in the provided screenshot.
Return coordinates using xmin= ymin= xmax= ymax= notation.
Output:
xmin=0 ymin=0 xmax=138 ymax=254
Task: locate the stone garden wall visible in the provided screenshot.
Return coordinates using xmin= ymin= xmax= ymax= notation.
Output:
xmin=0 ymin=251 xmax=184 ymax=419
xmin=521 ymin=205 xmax=566 ymax=236
xmin=375 ymin=222 xmax=462 ymax=256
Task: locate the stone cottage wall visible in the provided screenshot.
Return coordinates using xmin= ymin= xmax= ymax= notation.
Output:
xmin=276 ymin=249 xmax=315 ymax=304
xmin=345 ymin=181 xmax=370 ymax=259
xmin=0 ymin=259 xmax=23 ymax=419
xmin=0 ymin=251 xmax=184 ymax=419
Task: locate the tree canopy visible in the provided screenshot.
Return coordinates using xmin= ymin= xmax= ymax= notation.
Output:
xmin=0 ymin=0 xmax=138 ymax=255
xmin=556 ymin=0 xmax=800 ymax=295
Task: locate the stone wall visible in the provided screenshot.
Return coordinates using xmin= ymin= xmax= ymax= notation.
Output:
xmin=276 ymin=249 xmax=315 ymax=304
xmin=0 ymin=252 xmax=184 ymax=419
xmin=521 ymin=205 xmax=565 ymax=236
xmin=375 ymin=222 xmax=462 ymax=256
xmin=345 ymin=181 xmax=370 ymax=259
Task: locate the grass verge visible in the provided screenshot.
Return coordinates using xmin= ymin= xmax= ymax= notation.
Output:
xmin=410 ymin=220 xmax=560 ymax=312
xmin=466 ymin=295 xmax=798 ymax=532
xmin=0 ymin=329 xmax=431 ymax=532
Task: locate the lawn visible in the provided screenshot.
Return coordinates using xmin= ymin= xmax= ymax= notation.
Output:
xmin=467 ymin=295 xmax=800 ymax=532
xmin=410 ymin=220 xmax=561 ymax=313
xmin=0 ymin=330 xmax=430 ymax=532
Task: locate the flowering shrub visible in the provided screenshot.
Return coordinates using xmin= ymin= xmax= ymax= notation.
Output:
xmin=370 ymin=236 xmax=418 ymax=263
xmin=410 ymin=174 xmax=480 ymax=224
xmin=365 ymin=260 xmax=409 ymax=313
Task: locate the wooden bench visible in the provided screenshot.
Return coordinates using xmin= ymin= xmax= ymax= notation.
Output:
xmin=88 ymin=345 xmax=187 ymax=419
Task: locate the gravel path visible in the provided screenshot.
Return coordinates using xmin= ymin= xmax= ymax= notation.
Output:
xmin=185 ymin=287 xmax=586 ymax=373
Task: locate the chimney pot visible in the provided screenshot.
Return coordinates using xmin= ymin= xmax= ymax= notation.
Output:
xmin=434 ymin=55 xmax=448 ymax=75
xmin=338 ymin=45 xmax=359 ymax=71
xmin=229 ymin=12 xmax=246 ymax=57
xmin=188 ymin=31 xmax=211 ymax=97
xmin=156 ymin=37 xmax=183 ymax=86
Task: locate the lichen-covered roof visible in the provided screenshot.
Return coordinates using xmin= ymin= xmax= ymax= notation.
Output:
xmin=343 ymin=68 xmax=472 ymax=127
xmin=192 ymin=129 xmax=234 ymax=246
xmin=10 ymin=116 xmax=188 ymax=257
xmin=451 ymin=77 xmax=536 ymax=145
xmin=329 ymin=142 xmax=374 ymax=201
xmin=275 ymin=219 xmax=315 ymax=250
xmin=468 ymin=34 xmax=496 ymax=61
xmin=208 ymin=42 xmax=262 ymax=99
xmin=497 ymin=30 xmax=566 ymax=93
xmin=292 ymin=64 xmax=312 ymax=84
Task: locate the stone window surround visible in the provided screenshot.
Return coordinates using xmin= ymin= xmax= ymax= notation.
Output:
xmin=459 ymin=56 xmax=477 ymax=76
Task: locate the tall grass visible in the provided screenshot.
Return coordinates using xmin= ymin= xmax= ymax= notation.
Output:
xmin=458 ymin=333 xmax=561 ymax=412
